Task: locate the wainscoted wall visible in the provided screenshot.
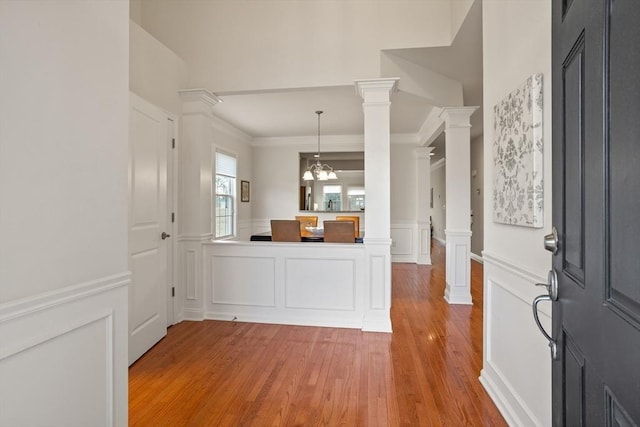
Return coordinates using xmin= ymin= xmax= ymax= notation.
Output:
xmin=480 ymin=252 xmax=551 ymax=426
xmin=203 ymin=241 xmax=366 ymax=329
xmin=481 ymin=1 xmax=553 ymax=424
xmin=0 ymin=274 xmax=129 ymax=427
xmin=1 ymin=2 xmax=130 ymax=424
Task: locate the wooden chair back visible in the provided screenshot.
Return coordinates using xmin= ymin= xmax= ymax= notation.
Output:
xmin=323 ymin=220 xmax=355 ymax=243
xmin=336 ymin=215 xmax=360 ymax=237
xmin=270 ymin=220 xmax=302 ymax=242
xmin=295 ymin=215 xmax=318 ymax=233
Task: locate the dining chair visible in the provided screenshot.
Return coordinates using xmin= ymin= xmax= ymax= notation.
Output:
xmin=295 ymin=215 xmax=318 ymax=233
xmin=323 ymin=220 xmax=355 ymax=243
xmin=271 ymin=220 xmax=302 ymax=242
xmin=335 ymin=215 xmax=360 ymax=237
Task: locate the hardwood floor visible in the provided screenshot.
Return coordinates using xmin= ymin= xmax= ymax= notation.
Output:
xmin=129 ymin=242 xmax=506 ymax=426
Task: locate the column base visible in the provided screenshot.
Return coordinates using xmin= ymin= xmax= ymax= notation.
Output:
xmin=363 ymin=238 xmax=393 ymax=332
xmin=444 ymin=285 xmax=473 ymax=305
xmin=444 ymin=229 xmax=472 ymax=305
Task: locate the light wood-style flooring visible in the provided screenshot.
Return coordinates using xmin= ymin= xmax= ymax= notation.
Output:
xmin=129 ymin=242 xmax=506 ymax=426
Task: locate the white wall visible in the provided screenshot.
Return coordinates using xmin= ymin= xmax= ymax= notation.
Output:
xmin=390 ymin=144 xmax=417 ymax=221
xmin=0 ymin=1 xmax=129 ymax=425
xmin=480 ymin=1 xmax=553 ymax=426
xmin=130 ymin=21 xmax=188 ymax=115
xmin=0 ymin=1 xmax=129 ymax=303
xmin=134 ymin=0 xmax=455 ymax=92
xmin=390 ymin=143 xmax=419 ymax=262
xmin=430 ymin=160 xmax=446 ymax=242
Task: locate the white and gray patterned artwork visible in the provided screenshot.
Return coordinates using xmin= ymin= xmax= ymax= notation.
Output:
xmin=493 ymin=73 xmax=544 ymax=228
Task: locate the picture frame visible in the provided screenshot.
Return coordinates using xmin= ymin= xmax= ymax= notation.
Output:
xmin=241 ymin=180 xmax=250 ymax=202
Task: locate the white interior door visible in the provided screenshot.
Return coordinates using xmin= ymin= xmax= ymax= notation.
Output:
xmin=128 ymin=94 xmax=169 ymax=365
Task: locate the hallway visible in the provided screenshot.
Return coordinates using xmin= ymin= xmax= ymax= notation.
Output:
xmin=129 ymin=243 xmax=506 ymax=426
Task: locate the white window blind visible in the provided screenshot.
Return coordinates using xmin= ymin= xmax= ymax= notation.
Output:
xmin=323 ymin=185 xmax=342 ymax=194
xmin=216 ymin=151 xmax=236 ymax=178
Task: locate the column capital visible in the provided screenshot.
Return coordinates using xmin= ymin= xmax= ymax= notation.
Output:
xmin=439 ymin=106 xmax=479 ymax=129
xmin=354 ymin=78 xmax=399 ymax=102
xmin=179 ymin=88 xmax=222 ymax=116
xmin=416 ymin=146 xmax=434 ymax=159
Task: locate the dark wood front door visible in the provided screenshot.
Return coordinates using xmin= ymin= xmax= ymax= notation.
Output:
xmin=551 ymin=0 xmax=640 ymax=425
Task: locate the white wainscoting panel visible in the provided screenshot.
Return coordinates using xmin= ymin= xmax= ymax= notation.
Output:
xmin=212 ymin=256 xmax=276 ymax=307
xmin=0 ymin=273 xmax=129 ymax=427
xmin=179 ymin=235 xmax=211 ymax=320
xmin=285 ymin=258 xmax=356 ymax=310
xmin=390 ymin=222 xmax=417 ymax=263
xmin=480 ymin=252 xmax=551 ymax=427
xmin=203 ymin=241 xmax=366 ymax=329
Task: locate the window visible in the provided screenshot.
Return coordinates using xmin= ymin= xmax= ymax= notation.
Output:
xmin=323 ymin=185 xmax=342 ymax=211
xmin=215 ymin=151 xmax=236 ymax=239
xmin=347 ymin=187 xmax=365 ymax=211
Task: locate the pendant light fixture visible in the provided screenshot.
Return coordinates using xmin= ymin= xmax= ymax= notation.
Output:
xmin=302 ymin=111 xmax=337 ymax=181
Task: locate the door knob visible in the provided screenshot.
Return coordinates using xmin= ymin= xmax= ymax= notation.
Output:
xmin=161 ymin=232 xmax=171 ymax=240
xmin=544 ymin=226 xmax=559 ymax=254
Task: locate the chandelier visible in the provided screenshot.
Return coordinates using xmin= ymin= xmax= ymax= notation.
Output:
xmin=302 ymin=111 xmax=337 ymax=181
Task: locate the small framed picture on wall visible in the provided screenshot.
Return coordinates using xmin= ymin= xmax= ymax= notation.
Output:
xmin=241 ymin=180 xmax=250 ymax=202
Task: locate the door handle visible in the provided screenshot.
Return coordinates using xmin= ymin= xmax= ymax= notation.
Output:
xmin=533 ymin=294 xmax=557 ymax=360
xmin=161 ymin=232 xmax=171 ymax=240
xmin=532 ymin=269 xmax=559 ymax=360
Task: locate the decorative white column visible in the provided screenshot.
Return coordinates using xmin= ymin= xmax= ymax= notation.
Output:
xmin=439 ymin=107 xmax=477 ymax=305
xmin=178 ymin=88 xmax=222 ymax=320
xmin=355 ymin=78 xmax=399 ymax=333
xmin=416 ymin=147 xmax=434 ymax=264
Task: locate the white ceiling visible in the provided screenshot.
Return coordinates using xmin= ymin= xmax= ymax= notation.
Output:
xmin=212 ymin=86 xmax=435 ymax=137
xmin=209 ymin=0 xmax=483 ymax=157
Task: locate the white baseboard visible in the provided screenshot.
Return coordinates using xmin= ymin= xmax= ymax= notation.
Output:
xmin=470 ymin=252 xmax=483 ymax=264
xmin=183 ymin=308 xmax=205 ymax=321
xmin=391 ymin=254 xmax=417 ymax=263
xmin=479 ymin=368 xmax=521 ymax=426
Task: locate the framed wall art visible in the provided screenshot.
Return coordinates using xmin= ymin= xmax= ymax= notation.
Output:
xmin=241 ymin=180 xmax=250 ymax=202
xmin=493 ymin=73 xmax=544 ymax=228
